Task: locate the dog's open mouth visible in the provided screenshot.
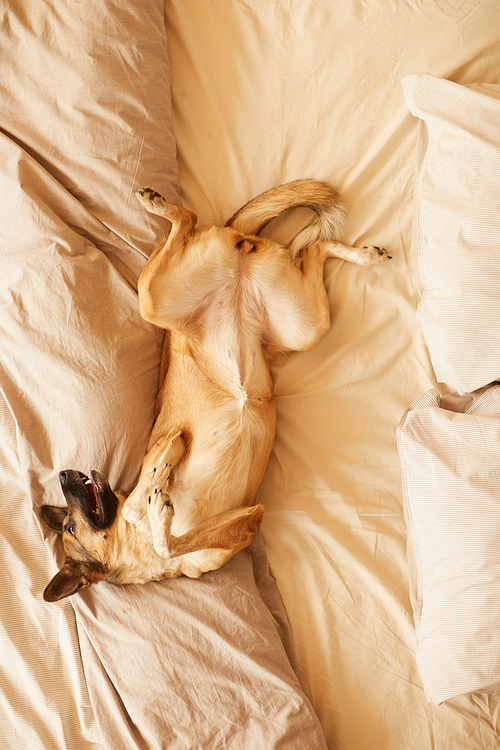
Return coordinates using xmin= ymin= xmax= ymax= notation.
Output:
xmin=78 ymin=471 xmax=103 ymax=523
xmin=59 ymin=469 xmax=119 ymax=530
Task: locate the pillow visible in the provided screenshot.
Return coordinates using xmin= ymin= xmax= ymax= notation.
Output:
xmin=0 ymin=0 xmax=181 ymax=534
xmin=397 ymin=386 xmax=500 ymax=704
xmin=402 ymin=74 xmax=500 ymax=395
xmin=0 ymin=0 xmax=180 ymax=280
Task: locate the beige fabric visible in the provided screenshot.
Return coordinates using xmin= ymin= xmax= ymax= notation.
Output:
xmin=403 ymin=75 xmax=500 ymax=394
xmin=0 ymin=398 xmax=102 ymax=749
xmin=166 ymin=0 xmax=500 ymax=748
xmin=398 ymin=387 xmax=500 ymax=704
xmin=2 ymin=0 xmax=500 ymax=748
xmin=72 ymin=535 xmax=324 ymax=750
xmin=0 ymin=1 xmax=326 ymax=749
xmin=0 ymin=0 xmax=173 ymax=746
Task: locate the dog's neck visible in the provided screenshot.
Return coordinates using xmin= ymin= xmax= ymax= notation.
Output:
xmin=105 ymin=510 xmax=183 ymax=585
xmin=106 ymin=508 xmax=231 ymax=585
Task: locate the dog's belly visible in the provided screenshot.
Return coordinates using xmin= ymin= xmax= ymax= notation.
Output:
xmin=168 ymin=394 xmax=275 ymax=536
xmin=146 ymin=330 xmax=276 ymax=536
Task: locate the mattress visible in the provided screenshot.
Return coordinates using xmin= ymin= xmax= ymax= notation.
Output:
xmin=1 ymin=0 xmax=500 ymax=748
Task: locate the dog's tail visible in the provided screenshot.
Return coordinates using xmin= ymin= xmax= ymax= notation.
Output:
xmin=226 ymin=179 xmax=346 ymax=255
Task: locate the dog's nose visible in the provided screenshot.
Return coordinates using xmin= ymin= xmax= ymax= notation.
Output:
xmin=59 ymin=471 xmax=68 ymax=485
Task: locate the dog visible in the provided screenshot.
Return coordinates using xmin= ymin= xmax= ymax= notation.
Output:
xmin=40 ymin=179 xmax=391 ymax=601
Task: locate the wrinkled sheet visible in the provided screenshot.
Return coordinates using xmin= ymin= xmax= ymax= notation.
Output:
xmin=2 ymin=0 xmax=500 ymax=748
xmin=0 ymin=1 xmax=326 ymax=749
xmin=165 ymin=1 xmax=500 ymax=748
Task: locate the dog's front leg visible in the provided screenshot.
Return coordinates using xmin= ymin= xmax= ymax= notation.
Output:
xmin=147 ymin=489 xmax=176 ymax=556
xmin=147 ymin=499 xmax=265 ymax=561
xmin=122 ymin=432 xmax=185 ymax=524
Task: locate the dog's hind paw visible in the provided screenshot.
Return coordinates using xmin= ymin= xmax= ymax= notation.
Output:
xmin=360 ymin=245 xmax=393 ymax=264
xmin=137 ymin=187 xmax=168 ymax=213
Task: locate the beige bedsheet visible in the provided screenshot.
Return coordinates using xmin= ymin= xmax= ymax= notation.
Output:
xmin=165 ymin=1 xmax=500 ymax=748
xmin=1 ymin=0 xmax=500 ymax=748
xmin=0 ymin=2 xmax=326 ymax=748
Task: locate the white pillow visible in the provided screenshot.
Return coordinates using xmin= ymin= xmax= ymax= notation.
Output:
xmin=397 ymin=386 xmax=500 ymax=704
xmin=402 ymin=74 xmax=500 ymax=395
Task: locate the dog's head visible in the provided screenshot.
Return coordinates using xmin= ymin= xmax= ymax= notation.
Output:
xmin=41 ymin=470 xmax=122 ymax=602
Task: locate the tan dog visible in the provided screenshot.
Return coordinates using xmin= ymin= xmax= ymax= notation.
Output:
xmin=41 ymin=179 xmax=391 ymax=601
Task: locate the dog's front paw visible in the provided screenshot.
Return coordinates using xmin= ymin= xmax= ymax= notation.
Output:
xmin=122 ymin=489 xmax=148 ymax=524
xmin=151 ymin=461 xmax=173 ymax=487
xmin=148 ymin=488 xmax=175 ymax=557
xmin=122 ymin=461 xmax=173 ymax=524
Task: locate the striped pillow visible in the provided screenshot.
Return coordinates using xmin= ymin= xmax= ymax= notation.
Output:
xmin=402 ymin=75 xmax=500 ymax=395
xmin=397 ymin=386 xmax=500 ymax=704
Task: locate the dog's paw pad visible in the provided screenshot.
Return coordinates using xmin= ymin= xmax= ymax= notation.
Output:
xmin=162 ymin=494 xmax=173 ymax=511
xmin=138 ymin=187 xmax=161 ymax=199
xmin=158 ymin=490 xmax=174 ymax=513
xmin=137 ymin=188 xmax=167 ymax=210
xmin=361 ymin=245 xmax=392 ymax=264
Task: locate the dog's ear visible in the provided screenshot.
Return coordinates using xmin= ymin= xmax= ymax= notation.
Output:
xmin=43 ymin=559 xmax=102 ymax=602
xmin=40 ymin=505 xmax=68 ymax=534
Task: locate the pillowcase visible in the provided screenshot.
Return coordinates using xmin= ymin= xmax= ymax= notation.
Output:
xmin=402 ymin=74 xmax=500 ymax=395
xmin=0 ymin=0 xmax=181 ymax=530
xmin=397 ymin=386 xmax=500 ymax=704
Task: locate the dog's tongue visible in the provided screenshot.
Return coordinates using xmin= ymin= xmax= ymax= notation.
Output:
xmin=84 ymin=476 xmax=102 ymax=522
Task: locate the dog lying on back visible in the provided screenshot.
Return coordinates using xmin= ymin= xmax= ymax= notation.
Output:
xmin=41 ymin=179 xmax=391 ymax=601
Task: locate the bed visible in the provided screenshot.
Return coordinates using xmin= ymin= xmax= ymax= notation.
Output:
xmin=1 ymin=0 xmax=500 ymax=747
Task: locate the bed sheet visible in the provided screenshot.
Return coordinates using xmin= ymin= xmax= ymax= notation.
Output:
xmin=164 ymin=1 xmax=500 ymax=748
xmin=2 ymin=0 xmax=500 ymax=747
xmin=0 ymin=2 xmax=326 ymax=749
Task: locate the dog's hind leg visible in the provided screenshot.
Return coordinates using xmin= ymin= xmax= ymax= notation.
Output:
xmin=136 ymin=189 xmax=199 ymax=329
xmin=261 ymin=239 xmax=392 ymax=353
xmin=315 ymin=240 xmax=392 ymax=266
xmin=122 ymin=431 xmax=185 ymax=524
